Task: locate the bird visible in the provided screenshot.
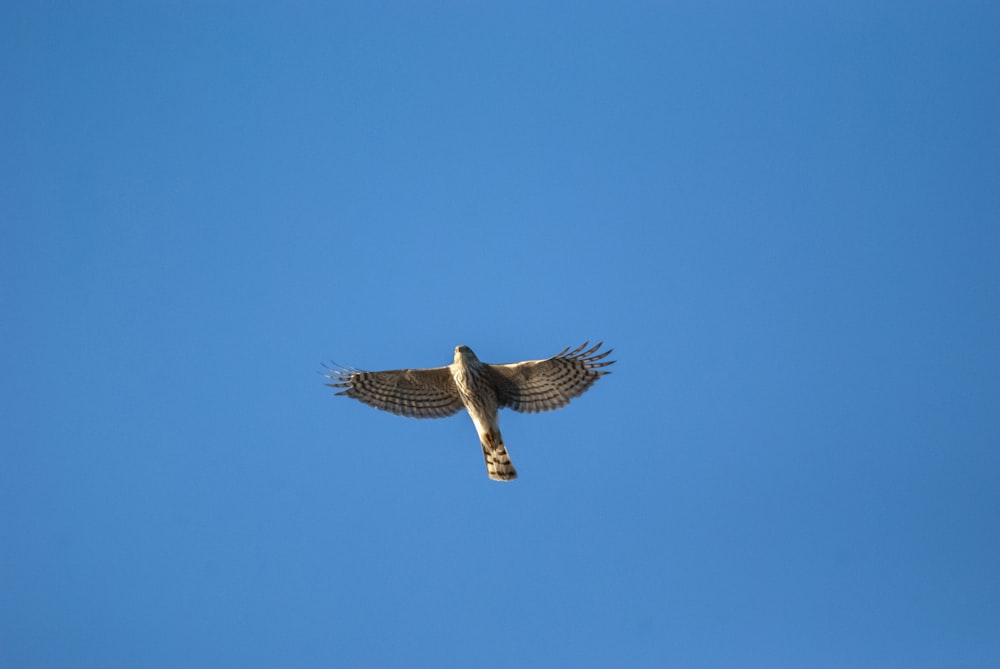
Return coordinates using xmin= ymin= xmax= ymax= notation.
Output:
xmin=324 ymin=342 xmax=614 ymax=481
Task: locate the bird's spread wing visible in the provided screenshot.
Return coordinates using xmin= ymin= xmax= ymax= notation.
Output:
xmin=324 ymin=365 xmax=464 ymax=418
xmin=487 ymin=341 xmax=615 ymax=413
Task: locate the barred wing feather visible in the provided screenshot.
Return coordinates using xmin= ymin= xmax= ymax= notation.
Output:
xmin=488 ymin=342 xmax=615 ymax=414
xmin=324 ymin=365 xmax=464 ymax=418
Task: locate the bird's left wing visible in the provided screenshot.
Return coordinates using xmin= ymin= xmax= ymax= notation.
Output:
xmin=325 ymin=365 xmax=465 ymax=418
xmin=487 ymin=341 xmax=615 ymax=414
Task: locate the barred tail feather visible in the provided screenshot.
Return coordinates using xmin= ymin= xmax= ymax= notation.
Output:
xmin=481 ymin=429 xmax=517 ymax=481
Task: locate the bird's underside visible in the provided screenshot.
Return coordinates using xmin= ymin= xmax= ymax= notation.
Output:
xmin=325 ymin=341 xmax=614 ymax=481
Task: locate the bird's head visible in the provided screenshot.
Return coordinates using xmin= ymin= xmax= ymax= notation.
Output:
xmin=454 ymin=345 xmax=479 ymax=364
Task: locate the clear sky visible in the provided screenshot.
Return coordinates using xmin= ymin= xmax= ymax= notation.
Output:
xmin=2 ymin=2 xmax=998 ymax=667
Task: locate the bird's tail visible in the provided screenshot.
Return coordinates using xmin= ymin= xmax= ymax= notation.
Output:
xmin=481 ymin=429 xmax=517 ymax=481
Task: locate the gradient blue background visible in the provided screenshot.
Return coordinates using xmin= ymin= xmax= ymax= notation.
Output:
xmin=3 ymin=2 xmax=998 ymax=667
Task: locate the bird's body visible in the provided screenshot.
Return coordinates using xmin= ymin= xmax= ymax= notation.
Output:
xmin=451 ymin=345 xmax=516 ymax=480
xmin=325 ymin=342 xmax=614 ymax=481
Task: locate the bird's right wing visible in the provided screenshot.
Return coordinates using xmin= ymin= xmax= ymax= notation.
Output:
xmin=324 ymin=365 xmax=465 ymax=418
xmin=488 ymin=341 xmax=615 ymax=413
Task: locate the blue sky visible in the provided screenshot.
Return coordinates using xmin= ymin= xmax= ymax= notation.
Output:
xmin=2 ymin=2 xmax=998 ymax=667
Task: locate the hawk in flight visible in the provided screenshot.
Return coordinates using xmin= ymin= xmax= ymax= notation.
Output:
xmin=325 ymin=342 xmax=614 ymax=481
